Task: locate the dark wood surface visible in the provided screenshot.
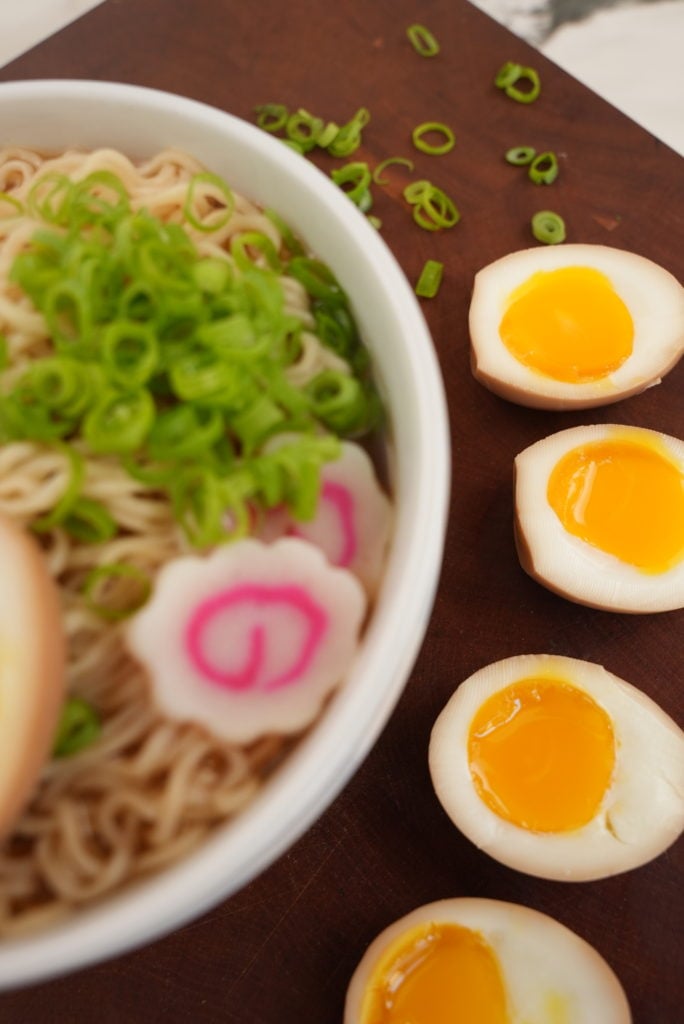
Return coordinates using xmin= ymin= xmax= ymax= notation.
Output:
xmin=1 ymin=1 xmax=682 ymax=1021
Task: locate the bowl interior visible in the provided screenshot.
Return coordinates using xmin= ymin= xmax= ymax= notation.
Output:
xmin=0 ymin=80 xmax=450 ymax=988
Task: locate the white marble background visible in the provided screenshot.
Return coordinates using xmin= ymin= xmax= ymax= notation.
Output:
xmin=0 ymin=0 xmax=682 ymax=156
xmin=0 ymin=0 xmax=105 ymax=68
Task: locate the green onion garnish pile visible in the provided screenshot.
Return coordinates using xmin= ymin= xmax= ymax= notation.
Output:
xmin=0 ymin=169 xmax=381 ymax=548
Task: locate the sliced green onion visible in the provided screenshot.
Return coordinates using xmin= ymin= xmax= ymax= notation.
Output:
xmin=7 ymin=166 xmax=375 ymax=548
xmin=317 ymin=122 xmax=339 ymax=148
xmin=264 ymin=208 xmax=305 ymax=256
xmin=412 ymin=122 xmax=455 ymax=155
xmin=183 ymin=172 xmax=234 ymax=233
xmin=147 ymin=405 xmax=224 ymax=460
xmin=62 ymin=497 xmax=118 ymax=544
xmin=171 ymin=466 xmax=233 ymax=548
xmin=331 ymin=162 xmax=373 ymax=206
xmin=70 ymin=171 xmax=130 ymax=227
xmin=495 ymin=62 xmax=541 ymax=103
xmin=102 ymin=321 xmax=159 ymax=387
xmin=82 ymin=562 xmax=152 ymax=621
xmin=288 ymin=257 xmax=346 ymax=305
xmin=231 ymin=231 xmax=282 ymax=272
xmin=32 ymin=444 xmax=85 ymax=533
xmin=327 ymin=109 xmax=370 ymax=158
xmin=404 ymin=179 xmax=434 ymax=203
xmin=403 ymin=181 xmax=460 ymax=231
xmin=286 ymin=109 xmax=324 ymax=153
xmin=529 ymin=151 xmax=559 ymax=185
xmin=53 ymin=697 xmax=101 ymax=758
xmin=367 ymin=215 xmax=382 ymax=230
xmin=505 ymin=146 xmax=536 ymax=166
xmin=415 ymin=259 xmax=444 ymax=298
xmin=27 ymin=173 xmax=73 ymax=224
xmin=531 ymin=210 xmax=566 ymax=244
xmin=254 ymin=103 xmax=289 ymax=133
xmin=372 ymin=156 xmax=415 ymax=185
xmin=83 ymin=389 xmax=155 ymax=454
xmin=43 ymin=280 xmax=93 ymax=352
xmin=305 ymin=369 xmax=370 ymax=435
xmin=357 ymin=189 xmax=373 ymax=214
xmin=0 ymin=192 xmax=24 ymax=218
xmin=406 ymin=23 xmax=440 ymax=57
xmin=192 ymin=257 xmax=232 ymax=294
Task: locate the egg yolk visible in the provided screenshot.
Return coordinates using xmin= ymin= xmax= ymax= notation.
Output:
xmin=468 ymin=678 xmax=615 ymax=833
xmin=499 ymin=266 xmax=634 ymax=382
xmin=360 ymin=921 xmax=509 ymax=1024
xmin=547 ymin=437 xmax=684 ymax=573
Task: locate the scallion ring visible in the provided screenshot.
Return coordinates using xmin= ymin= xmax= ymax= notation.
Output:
xmin=53 ymin=697 xmax=101 ymax=758
xmin=403 ymin=179 xmax=433 ymax=204
xmin=505 ymin=146 xmax=536 ymax=166
xmin=531 ymin=210 xmax=566 ymax=245
xmin=494 ymin=61 xmax=522 ymax=88
xmin=286 ymin=109 xmax=324 ymax=153
xmin=495 ymin=62 xmax=541 ymax=103
xmin=412 ymin=122 xmax=455 ymax=155
xmin=83 ymin=562 xmax=152 ymax=622
xmin=529 ymin=151 xmax=559 ymax=185
xmin=372 ymin=156 xmax=415 ymax=185
xmin=183 ymin=172 xmax=235 ymax=233
xmin=83 ymin=388 xmax=155 ymax=454
xmin=331 ymin=162 xmax=372 ymax=206
xmin=0 ymin=192 xmax=24 ymax=218
xmin=404 ymin=181 xmax=460 ymax=231
xmin=61 ymin=497 xmax=118 ymax=544
xmin=254 ymin=103 xmax=288 ymax=133
xmin=317 ymin=122 xmax=339 ymax=149
xmin=327 ymin=109 xmax=370 ymax=158
xmin=102 ymin=321 xmax=159 ymax=387
xmin=32 ymin=444 xmax=85 ymax=533
xmin=406 ymin=23 xmax=440 ymax=57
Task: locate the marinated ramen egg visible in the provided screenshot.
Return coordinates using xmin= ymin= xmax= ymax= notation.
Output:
xmin=428 ymin=654 xmax=684 ymax=881
xmin=514 ymin=424 xmax=684 ymax=612
xmin=344 ymin=897 xmax=631 ymax=1024
xmin=0 ymin=513 xmax=66 ymax=839
xmin=469 ymin=244 xmax=684 ymax=409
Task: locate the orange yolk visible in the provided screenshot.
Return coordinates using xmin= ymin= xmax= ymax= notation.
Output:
xmin=360 ymin=921 xmax=509 ymax=1024
xmin=547 ymin=437 xmax=684 ymax=574
xmin=499 ymin=266 xmax=634 ymax=382
xmin=468 ymin=677 xmax=615 ymax=832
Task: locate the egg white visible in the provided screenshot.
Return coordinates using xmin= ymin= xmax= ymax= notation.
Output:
xmin=344 ymin=897 xmax=631 ymax=1024
xmin=428 ymin=654 xmax=684 ymax=882
xmin=514 ymin=424 xmax=684 ymax=613
xmin=469 ymin=244 xmax=684 ymax=409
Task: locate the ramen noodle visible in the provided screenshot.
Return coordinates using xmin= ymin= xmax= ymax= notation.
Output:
xmin=0 ymin=146 xmax=391 ymax=934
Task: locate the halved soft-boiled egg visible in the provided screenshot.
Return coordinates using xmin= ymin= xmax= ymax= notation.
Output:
xmin=428 ymin=654 xmax=684 ymax=881
xmin=469 ymin=243 xmax=684 ymax=409
xmin=344 ymin=897 xmax=631 ymax=1023
xmin=0 ymin=513 xmax=66 ymax=838
xmin=514 ymin=424 xmax=684 ymax=612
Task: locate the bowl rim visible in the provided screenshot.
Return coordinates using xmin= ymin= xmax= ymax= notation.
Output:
xmin=0 ymin=78 xmax=451 ymax=988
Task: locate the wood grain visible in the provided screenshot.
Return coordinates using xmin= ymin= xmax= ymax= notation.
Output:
xmin=0 ymin=1 xmax=681 ymax=1021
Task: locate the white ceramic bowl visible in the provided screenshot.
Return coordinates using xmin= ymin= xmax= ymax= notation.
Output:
xmin=0 ymin=80 xmax=450 ymax=988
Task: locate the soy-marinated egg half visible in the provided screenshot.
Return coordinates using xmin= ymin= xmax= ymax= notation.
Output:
xmin=469 ymin=244 xmax=684 ymax=409
xmin=514 ymin=424 xmax=684 ymax=612
xmin=428 ymin=654 xmax=684 ymax=881
xmin=344 ymin=897 xmax=631 ymax=1024
xmin=0 ymin=513 xmax=65 ymax=839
